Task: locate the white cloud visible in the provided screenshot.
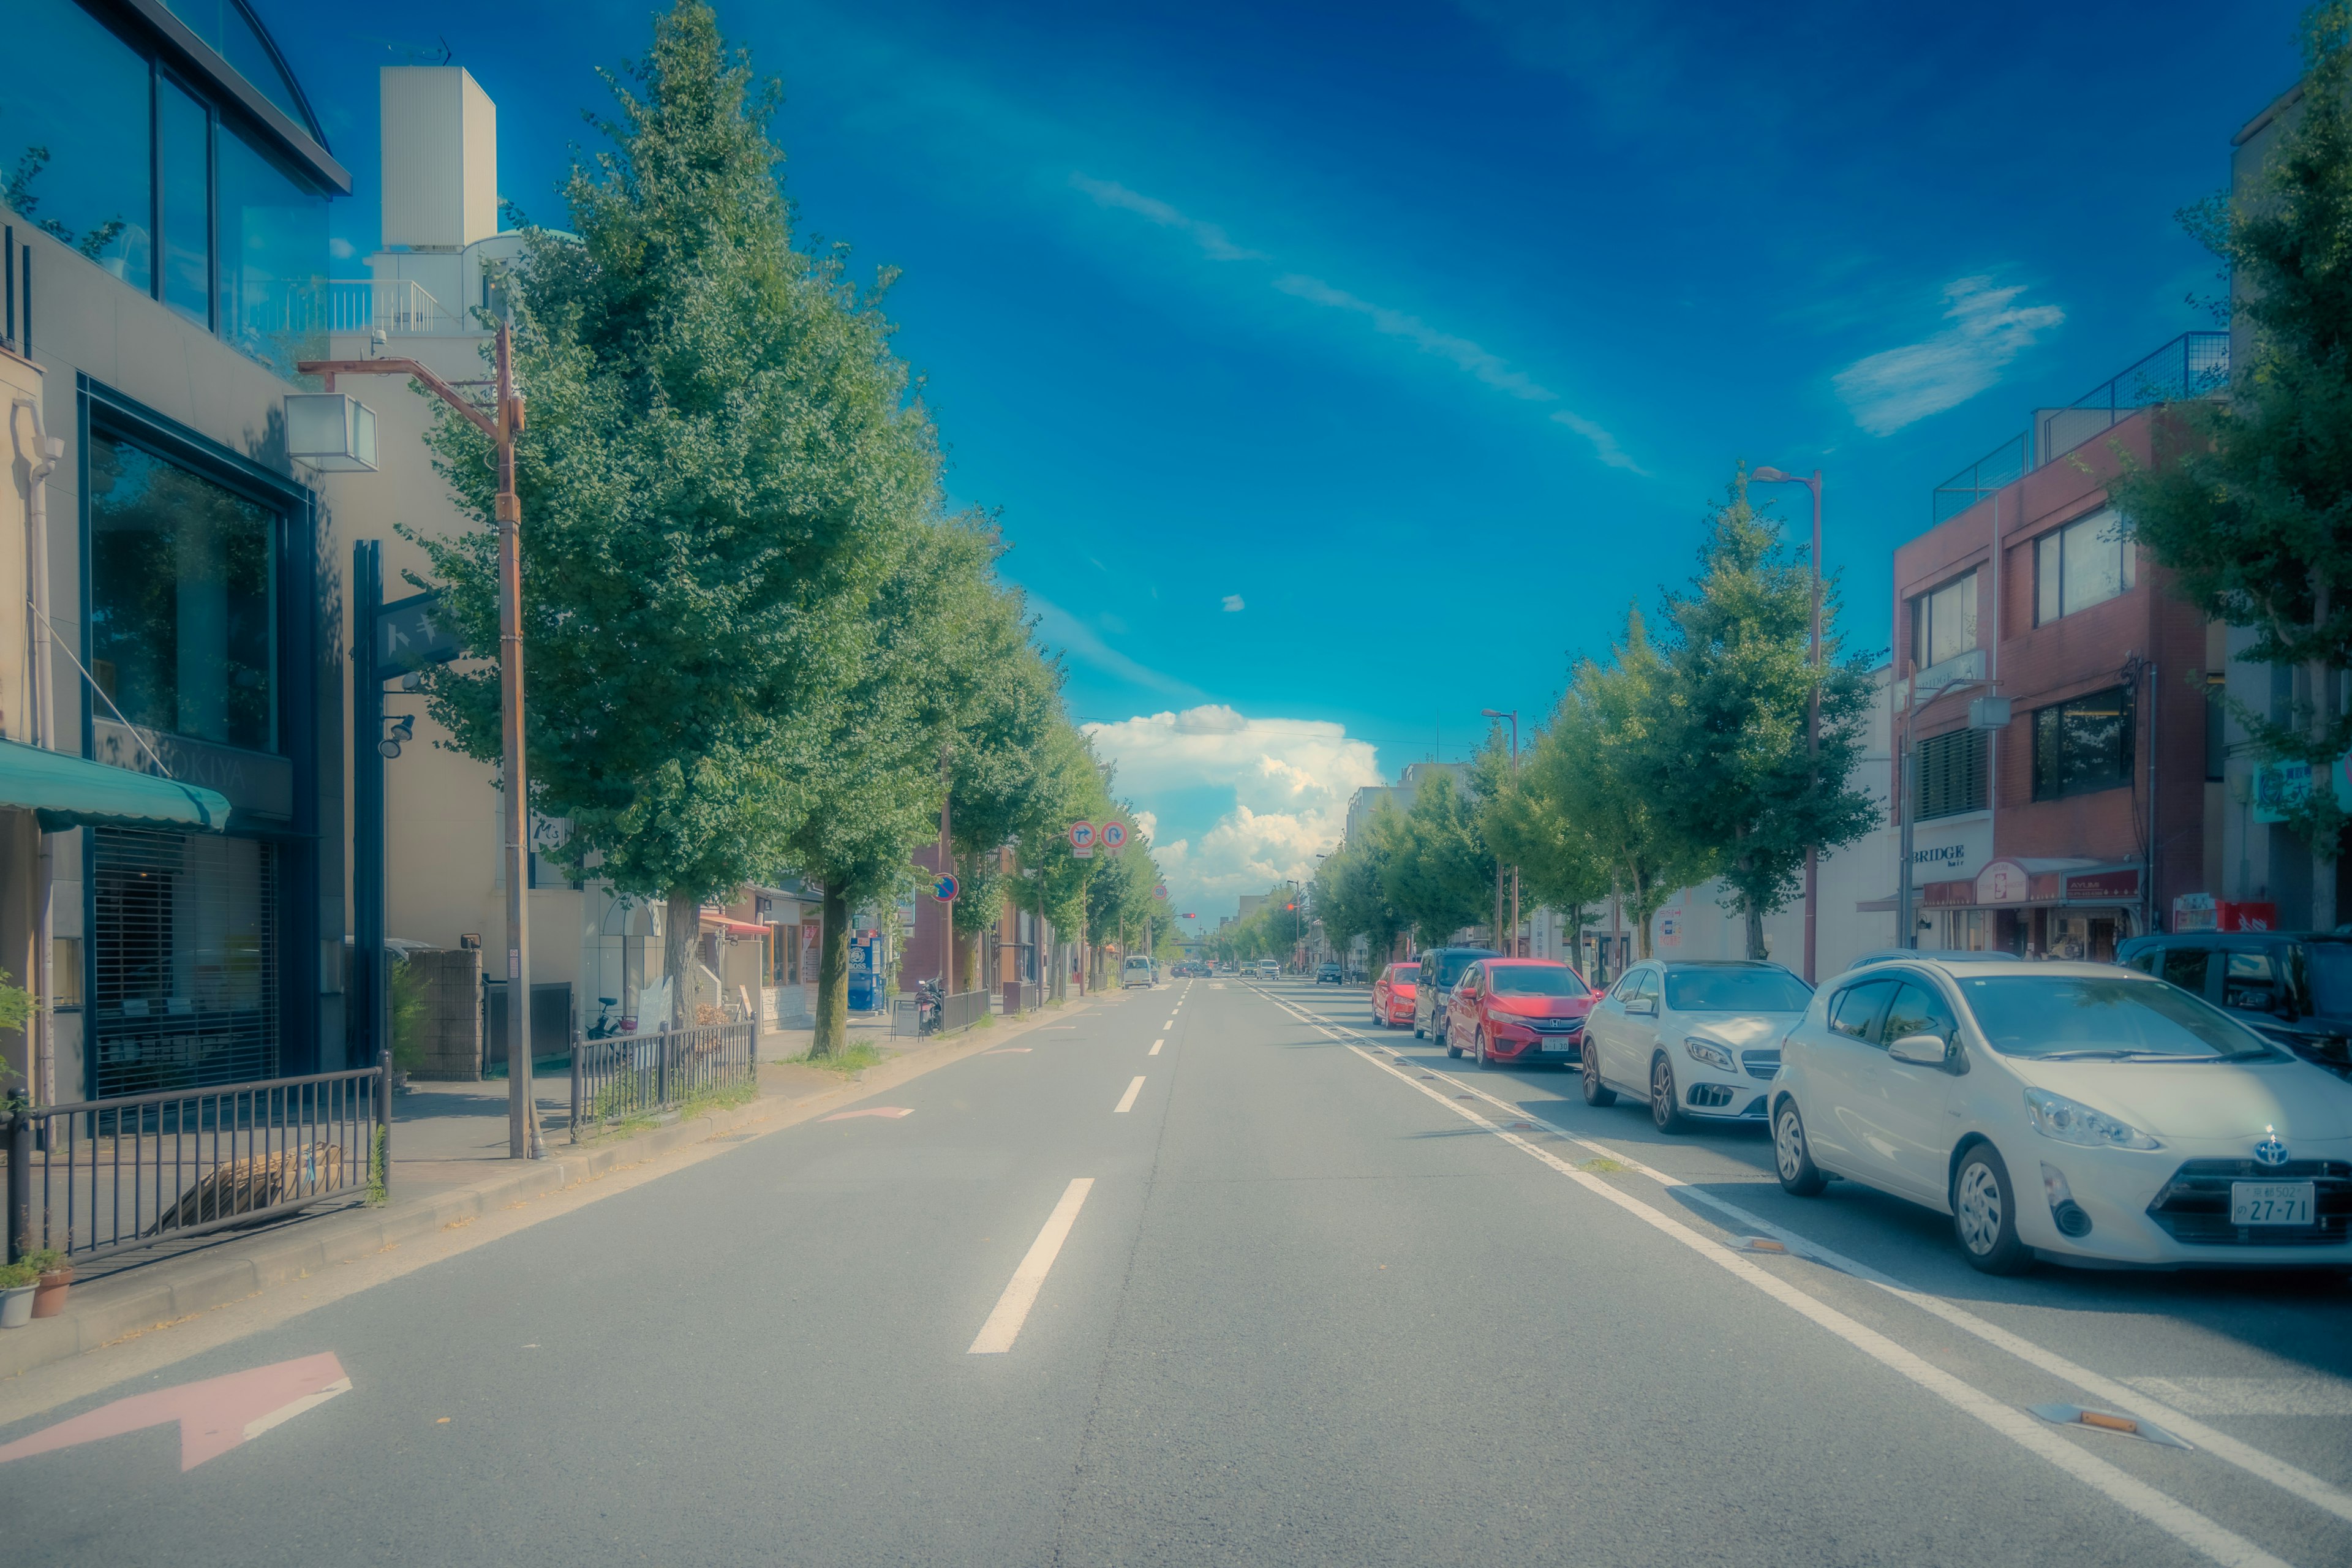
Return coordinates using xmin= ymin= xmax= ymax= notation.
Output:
xmin=1221 ymin=594 xmax=1245 ymax=612
xmin=1833 ymin=276 xmax=2065 ymax=436
xmin=1083 ymin=706 xmax=1385 ymax=918
xmin=328 ymin=236 xmax=356 ymax=261
xmin=1071 ymin=173 xmax=1265 ymax=262
xmin=1030 ymin=595 xmax=1204 ymax=702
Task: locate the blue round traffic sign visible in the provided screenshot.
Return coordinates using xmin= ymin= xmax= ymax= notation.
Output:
xmin=932 ymin=873 xmax=959 ymax=902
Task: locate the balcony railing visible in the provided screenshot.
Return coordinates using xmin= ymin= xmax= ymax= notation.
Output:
xmin=281 ymin=279 xmax=464 ymax=339
xmin=1928 ymin=332 xmax=2230 ymax=522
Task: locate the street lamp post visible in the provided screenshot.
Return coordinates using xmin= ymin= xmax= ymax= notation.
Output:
xmin=1480 ymin=708 xmax=1519 ymax=955
xmin=300 ymin=323 xmax=539 ymax=1158
xmin=1749 ymin=467 xmax=1822 ymax=984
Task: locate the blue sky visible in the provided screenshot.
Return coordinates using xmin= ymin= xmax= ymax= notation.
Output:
xmin=267 ymin=0 xmax=2305 ymax=924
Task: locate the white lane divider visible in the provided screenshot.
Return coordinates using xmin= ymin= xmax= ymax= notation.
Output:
xmin=1150 ymin=1039 xmax=1164 ymax=1055
xmin=968 ymin=1178 xmax=1095 ymax=1355
xmin=1114 ymin=1076 xmax=1147 ymax=1114
xmin=1265 ymin=996 xmax=2314 ymax=1568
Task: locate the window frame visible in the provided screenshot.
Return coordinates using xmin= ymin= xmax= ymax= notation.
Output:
xmin=1909 ymin=568 xmax=1978 ymax=673
xmin=2032 ymin=506 xmax=2139 ymax=625
xmin=2030 ymin=685 xmax=2136 ymax=802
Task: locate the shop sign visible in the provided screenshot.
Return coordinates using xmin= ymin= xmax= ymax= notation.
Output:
xmin=2252 ymin=755 xmax=2352 ymax=823
xmin=1975 ymin=859 xmax=2031 ymax=905
xmin=2174 ymin=894 xmax=2277 ymax=933
xmin=2065 ymin=869 xmax=2140 ymax=902
xmin=1909 ymin=816 xmax=1992 ymax=883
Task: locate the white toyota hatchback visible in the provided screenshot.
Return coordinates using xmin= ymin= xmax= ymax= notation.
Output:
xmin=1772 ymin=956 xmax=2352 ymax=1273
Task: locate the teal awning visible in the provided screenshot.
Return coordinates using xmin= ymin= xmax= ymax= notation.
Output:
xmin=0 ymin=739 xmax=232 ymax=832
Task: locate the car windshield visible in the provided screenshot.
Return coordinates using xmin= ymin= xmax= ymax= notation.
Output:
xmin=1664 ymin=968 xmax=1813 ymax=1012
xmin=1956 ymin=975 xmax=2285 ymax=1060
xmin=1431 ymin=951 xmax=1497 ymax=987
xmin=1393 ymin=965 xmax=1419 ymax=982
xmin=2302 ymin=942 xmax=2352 ymax=1015
xmin=1489 ymin=966 xmax=1581 ymax=995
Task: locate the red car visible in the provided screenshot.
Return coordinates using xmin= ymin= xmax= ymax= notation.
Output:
xmin=1445 ymin=958 xmax=1599 ymax=1068
xmin=1371 ymin=961 xmax=1420 ymax=1028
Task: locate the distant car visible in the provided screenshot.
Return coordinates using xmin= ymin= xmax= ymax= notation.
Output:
xmin=1121 ymin=955 xmax=1155 ymax=989
xmin=1316 ymin=961 xmax=1343 ymax=984
xmin=1444 ymin=957 xmax=1599 ymax=1068
xmin=2118 ymin=932 xmax=2352 ymax=1076
xmin=1581 ymin=960 xmax=1814 ymax=1129
xmin=1257 ymin=960 xmax=1280 ymax=978
xmin=1412 ymin=946 xmax=1500 ymax=1047
xmin=1774 ymin=955 xmax=2352 ymax=1274
xmin=1372 ymin=962 xmax=1419 ymax=1028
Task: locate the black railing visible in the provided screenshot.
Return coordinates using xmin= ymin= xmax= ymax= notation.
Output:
xmin=6 ymin=1054 xmax=390 ymax=1265
xmin=941 ymin=989 xmax=990 ymax=1034
xmin=568 ymin=1021 xmax=755 ymax=1140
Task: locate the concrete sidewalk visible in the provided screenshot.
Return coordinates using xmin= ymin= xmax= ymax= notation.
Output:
xmin=0 ymin=995 xmax=1109 ymax=1384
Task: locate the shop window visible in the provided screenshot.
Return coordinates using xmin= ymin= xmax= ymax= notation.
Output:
xmin=1909 ymin=570 xmax=1977 ymax=673
xmin=91 ymin=826 xmax=279 ymax=1096
xmin=2032 ymin=687 xmax=2135 ymax=801
xmin=1912 ymin=728 xmax=1986 ymax=821
xmin=2034 ymin=508 xmax=2137 ymax=624
xmin=87 ymin=431 xmax=279 ymax=753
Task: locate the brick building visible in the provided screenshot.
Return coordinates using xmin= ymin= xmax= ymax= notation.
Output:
xmin=1891 ymin=334 xmax=2221 ymax=960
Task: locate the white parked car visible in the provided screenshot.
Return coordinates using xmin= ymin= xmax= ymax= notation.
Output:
xmin=1580 ymin=960 xmax=1814 ymax=1130
xmin=1772 ymin=957 xmax=2352 ymax=1274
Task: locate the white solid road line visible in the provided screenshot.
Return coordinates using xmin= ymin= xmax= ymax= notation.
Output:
xmin=968 ymin=1178 xmax=1095 ymax=1355
xmin=1114 ymin=1075 xmax=1147 ymax=1114
xmin=1149 ymin=1039 xmax=1164 ymax=1055
xmin=1338 ymin=1039 xmax=2296 ymax=1568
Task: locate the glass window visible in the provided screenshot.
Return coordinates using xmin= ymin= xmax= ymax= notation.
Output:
xmin=215 ymin=121 xmax=326 ymax=377
xmin=1956 ymin=974 xmax=2280 ymax=1060
xmin=1611 ymin=970 xmax=1646 ymax=1001
xmin=1430 ymin=949 xmax=1496 ymax=988
xmin=0 ymin=0 xmax=153 ymax=292
xmin=88 ymin=432 xmax=278 ymax=753
xmin=1912 ymin=728 xmax=1987 ymax=820
xmin=159 ymin=74 xmax=211 ymax=328
xmin=1490 ymin=965 xmax=1585 ymax=995
xmin=2034 ymin=507 xmax=2138 ymax=624
xmin=1828 ymin=981 xmax=1893 ymax=1041
xmin=1910 ymin=570 xmax=1977 ymax=671
xmin=1664 ymin=967 xmax=1814 ymax=1012
xmin=2302 ymin=943 xmax=2352 ymax=1016
xmin=1393 ymin=963 xmax=1419 ymax=982
xmin=2160 ymin=948 xmax=2211 ymax=995
xmin=2032 ymin=687 xmax=2134 ymax=800
xmin=155 ymin=1 xmax=318 ymax=138
xmin=1882 ymin=982 xmax=1958 ymax=1046
xmin=2222 ymin=949 xmax=2281 ymax=1014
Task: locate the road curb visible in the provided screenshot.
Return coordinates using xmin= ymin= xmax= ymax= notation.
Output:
xmin=0 ymin=995 xmax=1105 ymax=1384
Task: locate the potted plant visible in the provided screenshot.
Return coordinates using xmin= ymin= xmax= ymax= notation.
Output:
xmin=27 ymin=1248 xmax=70 ymax=1317
xmin=0 ymin=1257 xmax=39 ymax=1329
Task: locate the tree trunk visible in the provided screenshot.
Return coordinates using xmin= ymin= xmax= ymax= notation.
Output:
xmin=663 ymin=889 xmax=698 ymax=1030
xmin=812 ymin=886 xmax=851 ymax=1058
xmin=1745 ymin=900 xmax=1766 ymax=961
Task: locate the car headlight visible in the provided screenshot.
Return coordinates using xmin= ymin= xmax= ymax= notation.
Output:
xmin=2023 ymin=1087 xmax=2162 ymax=1150
xmin=1684 ymin=1036 xmax=1736 ymax=1073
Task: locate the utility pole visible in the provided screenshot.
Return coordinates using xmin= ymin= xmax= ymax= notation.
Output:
xmin=300 ymin=320 xmax=538 ymax=1157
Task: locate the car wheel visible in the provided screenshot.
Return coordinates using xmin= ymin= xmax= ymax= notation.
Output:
xmin=1581 ymin=1043 xmax=1616 ymax=1107
xmin=1442 ymin=1020 xmax=1461 ymax=1058
xmin=1413 ymin=1020 xmax=1425 ymax=1039
xmin=1474 ymin=1028 xmax=1490 ymax=1069
xmin=1953 ymin=1146 xmax=2034 ymax=1275
xmin=1773 ymin=1101 xmax=1828 ymax=1196
xmin=1649 ymin=1054 xmax=1684 ymax=1133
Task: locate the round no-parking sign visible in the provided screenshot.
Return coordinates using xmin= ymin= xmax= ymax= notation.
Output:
xmin=932 ymin=873 xmax=959 ymax=902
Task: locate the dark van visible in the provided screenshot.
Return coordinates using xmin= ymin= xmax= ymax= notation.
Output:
xmin=2116 ymin=931 xmax=2352 ymax=1074
xmin=1412 ymin=946 xmax=1501 ymax=1047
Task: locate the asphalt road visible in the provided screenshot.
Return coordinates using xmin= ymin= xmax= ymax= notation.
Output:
xmin=2 ymin=976 xmax=2348 ymax=1567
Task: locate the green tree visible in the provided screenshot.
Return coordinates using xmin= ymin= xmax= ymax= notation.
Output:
xmin=415 ymin=1 xmax=937 ymax=1016
xmin=2110 ymin=3 xmax=2352 ymax=921
xmin=1376 ymin=769 xmax=1494 ymax=948
xmin=1647 ymin=474 xmax=1880 ymax=959
xmin=1315 ymin=821 xmax=1408 ymax=972
xmin=1478 ymin=728 xmax=1613 ymax=963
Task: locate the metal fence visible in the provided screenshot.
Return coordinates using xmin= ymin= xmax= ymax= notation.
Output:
xmin=6 ymin=1055 xmax=390 ymax=1266
xmin=569 ymin=1021 xmax=756 ymax=1140
xmin=888 ymin=989 xmax=995 ymax=1038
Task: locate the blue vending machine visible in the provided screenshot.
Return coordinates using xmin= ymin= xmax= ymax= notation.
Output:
xmin=848 ymin=933 xmax=880 ymax=1012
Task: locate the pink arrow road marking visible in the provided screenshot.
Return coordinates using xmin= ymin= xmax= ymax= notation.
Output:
xmin=0 ymin=1352 xmax=352 ymax=1472
xmin=820 ymin=1107 xmax=914 ymax=1121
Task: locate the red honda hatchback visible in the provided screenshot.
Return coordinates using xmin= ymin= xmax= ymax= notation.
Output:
xmin=1371 ymin=961 xmax=1419 ymax=1028
xmin=1445 ymin=958 xmax=1599 ymax=1068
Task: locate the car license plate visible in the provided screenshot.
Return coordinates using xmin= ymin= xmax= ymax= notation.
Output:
xmin=2230 ymin=1181 xmax=2315 ymax=1226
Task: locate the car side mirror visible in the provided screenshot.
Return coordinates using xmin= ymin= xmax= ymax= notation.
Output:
xmin=1627 ymin=998 xmax=1657 ymax=1017
xmin=1887 ymin=1032 xmax=1948 ymax=1067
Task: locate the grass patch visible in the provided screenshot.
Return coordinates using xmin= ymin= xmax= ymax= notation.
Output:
xmin=782 ymin=1042 xmax=884 ymax=1077
xmin=973 ymin=1013 xmax=996 ymax=1030
xmin=1577 ymin=1157 xmax=1624 ymax=1174
xmin=678 ymin=1079 xmax=759 ymax=1119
